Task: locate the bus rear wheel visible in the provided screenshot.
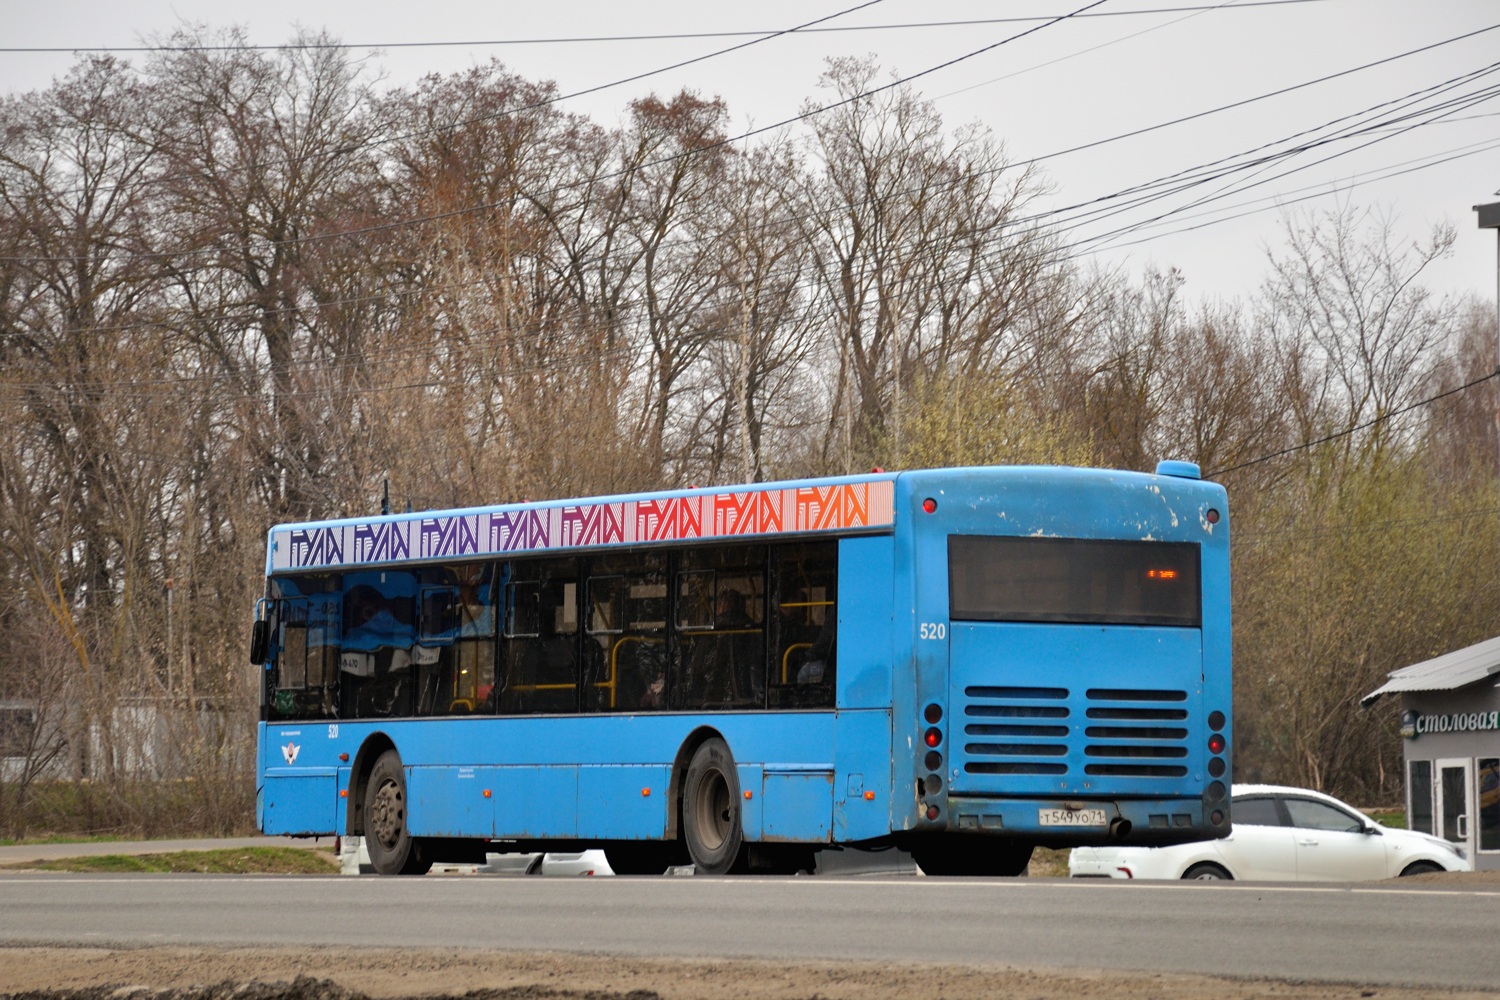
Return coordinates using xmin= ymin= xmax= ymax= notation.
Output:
xmin=682 ymin=738 xmax=745 ymax=875
xmin=910 ymin=836 xmax=1033 ymax=876
xmin=363 ymin=750 xmax=432 ymax=876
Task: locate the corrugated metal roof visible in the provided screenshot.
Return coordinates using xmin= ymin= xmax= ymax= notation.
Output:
xmin=1361 ymin=634 xmax=1500 ymax=706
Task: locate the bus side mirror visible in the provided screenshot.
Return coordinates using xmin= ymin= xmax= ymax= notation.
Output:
xmin=249 ymin=620 xmax=271 ymax=665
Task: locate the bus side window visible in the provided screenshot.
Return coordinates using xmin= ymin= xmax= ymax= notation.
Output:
xmin=339 ymin=574 xmax=418 ymax=719
xmin=451 ymin=563 xmax=496 ymax=714
xmin=268 ymin=590 xmax=341 ymax=720
xmin=500 ymin=560 xmax=579 ymax=715
xmin=583 ymin=554 xmax=668 ymax=713
xmin=772 ymin=542 xmax=837 ymax=709
xmin=674 ymin=546 xmax=765 ymax=711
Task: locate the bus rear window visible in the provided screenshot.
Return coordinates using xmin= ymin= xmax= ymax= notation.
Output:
xmin=949 ymin=536 xmax=1200 ymax=627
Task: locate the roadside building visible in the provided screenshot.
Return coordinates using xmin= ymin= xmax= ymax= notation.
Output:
xmin=1363 ymin=636 xmax=1500 ymax=871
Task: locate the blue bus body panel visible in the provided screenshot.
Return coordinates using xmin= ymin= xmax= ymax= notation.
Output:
xmin=261 ymin=768 xmax=338 ymax=834
xmin=761 ymin=770 xmax=834 ymax=841
xmin=948 ymin=623 xmax=1205 ymax=798
xmin=832 ymin=708 xmax=895 ymax=841
xmin=835 ymin=536 xmax=894 ymax=710
xmin=260 ymin=712 xmax=857 ymax=841
xmin=889 ymin=466 xmax=1230 ymax=834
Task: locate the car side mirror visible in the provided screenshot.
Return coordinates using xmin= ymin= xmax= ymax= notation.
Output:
xmin=1362 ymin=823 xmax=1382 ymax=836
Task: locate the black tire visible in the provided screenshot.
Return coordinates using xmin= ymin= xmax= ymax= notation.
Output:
xmin=682 ymin=738 xmax=745 ymax=875
xmin=363 ymin=750 xmax=432 ymax=876
xmin=604 ymin=842 xmax=684 ymax=876
xmin=1399 ymin=860 xmax=1443 ymax=877
xmin=911 ymin=837 xmax=1034 ymax=876
xmin=1182 ymin=862 xmax=1232 ymax=880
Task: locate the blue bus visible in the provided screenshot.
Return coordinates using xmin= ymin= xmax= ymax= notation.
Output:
xmin=252 ymin=462 xmax=1230 ymax=876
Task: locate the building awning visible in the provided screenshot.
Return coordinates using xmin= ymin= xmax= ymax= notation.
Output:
xmin=1361 ymin=635 xmax=1500 ymax=707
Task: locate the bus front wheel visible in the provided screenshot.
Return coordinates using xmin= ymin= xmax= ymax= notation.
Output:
xmin=363 ymin=750 xmax=432 ymax=876
xmin=682 ymin=738 xmax=745 ymax=875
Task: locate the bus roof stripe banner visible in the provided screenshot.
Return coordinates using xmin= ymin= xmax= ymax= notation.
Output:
xmin=269 ymin=480 xmax=897 ymax=573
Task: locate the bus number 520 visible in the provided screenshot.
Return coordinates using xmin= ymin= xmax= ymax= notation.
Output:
xmin=920 ymin=622 xmax=947 ymax=640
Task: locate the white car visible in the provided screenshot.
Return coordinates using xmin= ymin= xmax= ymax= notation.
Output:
xmin=1069 ymin=784 xmax=1469 ymax=881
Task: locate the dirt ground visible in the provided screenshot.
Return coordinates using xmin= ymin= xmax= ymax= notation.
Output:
xmin=2 ymin=944 xmax=1498 ymax=1000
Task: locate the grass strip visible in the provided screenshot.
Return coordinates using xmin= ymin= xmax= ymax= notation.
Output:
xmin=3 ymin=846 xmax=340 ymax=874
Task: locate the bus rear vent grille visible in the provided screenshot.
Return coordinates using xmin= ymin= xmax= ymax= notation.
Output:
xmin=960 ymin=686 xmax=1191 ymax=778
xmin=962 ymin=686 xmax=1070 ymax=776
xmin=1082 ymin=688 xmax=1189 ymax=777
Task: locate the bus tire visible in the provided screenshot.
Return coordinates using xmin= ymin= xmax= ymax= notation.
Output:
xmin=682 ymin=738 xmax=745 ymax=875
xmin=911 ymin=836 xmax=1033 ymax=876
xmin=363 ymin=750 xmax=432 ymax=876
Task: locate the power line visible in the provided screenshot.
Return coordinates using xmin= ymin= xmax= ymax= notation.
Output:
xmin=10 ymin=9 xmax=1489 ymax=283
xmin=1206 ymin=370 xmax=1500 ymax=479
xmin=0 ymin=2 xmax=1335 ymax=54
xmin=1053 ymin=70 xmax=1500 ymax=255
xmin=0 ymin=0 xmax=1110 ymax=267
xmin=4 ymin=70 xmax=1490 ymax=367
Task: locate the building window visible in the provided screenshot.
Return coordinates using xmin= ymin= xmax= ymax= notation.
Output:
xmin=1479 ymin=758 xmax=1500 ymax=852
xmin=1408 ymin=759 xmax=1433 ymax=835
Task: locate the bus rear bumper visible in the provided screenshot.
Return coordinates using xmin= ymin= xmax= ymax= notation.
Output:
xmin=937 ymin=795 xmax=1227 ymax=846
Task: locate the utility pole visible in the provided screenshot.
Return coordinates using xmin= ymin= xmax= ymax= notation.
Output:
xmin=1476 ymin=199 xmax=1500 ymax=480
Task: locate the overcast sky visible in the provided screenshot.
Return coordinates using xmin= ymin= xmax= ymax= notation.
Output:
xmin=3 ymin=0 xmax=1497 ymax=306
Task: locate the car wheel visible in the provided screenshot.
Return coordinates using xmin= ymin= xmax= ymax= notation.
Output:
xmin=1399 ymin=860 xmax=1443 ymax=877
xmin=1182 ymin=862 xmax=1232 ymax=880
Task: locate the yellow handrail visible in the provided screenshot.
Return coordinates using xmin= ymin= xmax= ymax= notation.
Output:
xmin=605 ymin=636 xmax=663 ymax=709
xmin=781 ymin=642 xmax=813 ymax=683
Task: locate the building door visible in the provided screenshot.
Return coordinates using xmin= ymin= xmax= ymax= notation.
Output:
xmin=1435 ymin=757 xmax=1472 ymax=857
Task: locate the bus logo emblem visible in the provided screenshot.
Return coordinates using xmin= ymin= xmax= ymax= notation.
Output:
xmin=281 ymin=742 xmax=300 ymax=765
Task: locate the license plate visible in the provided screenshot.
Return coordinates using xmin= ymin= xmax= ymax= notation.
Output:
xmin=1039 ymin=807 xmax=1107 ymax=827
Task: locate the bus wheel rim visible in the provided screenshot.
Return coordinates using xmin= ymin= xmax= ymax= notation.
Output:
xmin=694 ymin=769 xmax=730 ymax=852
xmin=371 ymin=778 xmax=404 ymax=850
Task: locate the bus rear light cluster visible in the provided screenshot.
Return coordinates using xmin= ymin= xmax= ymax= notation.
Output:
xmin=1206 ymin=711 xmax=1229 ymax=820
xmin=919 ymin=705 xmax=947 ymax=824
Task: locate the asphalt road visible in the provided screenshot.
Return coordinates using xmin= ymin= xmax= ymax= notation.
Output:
xmin=1 ymin=869 xmax=1498 ymax=989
